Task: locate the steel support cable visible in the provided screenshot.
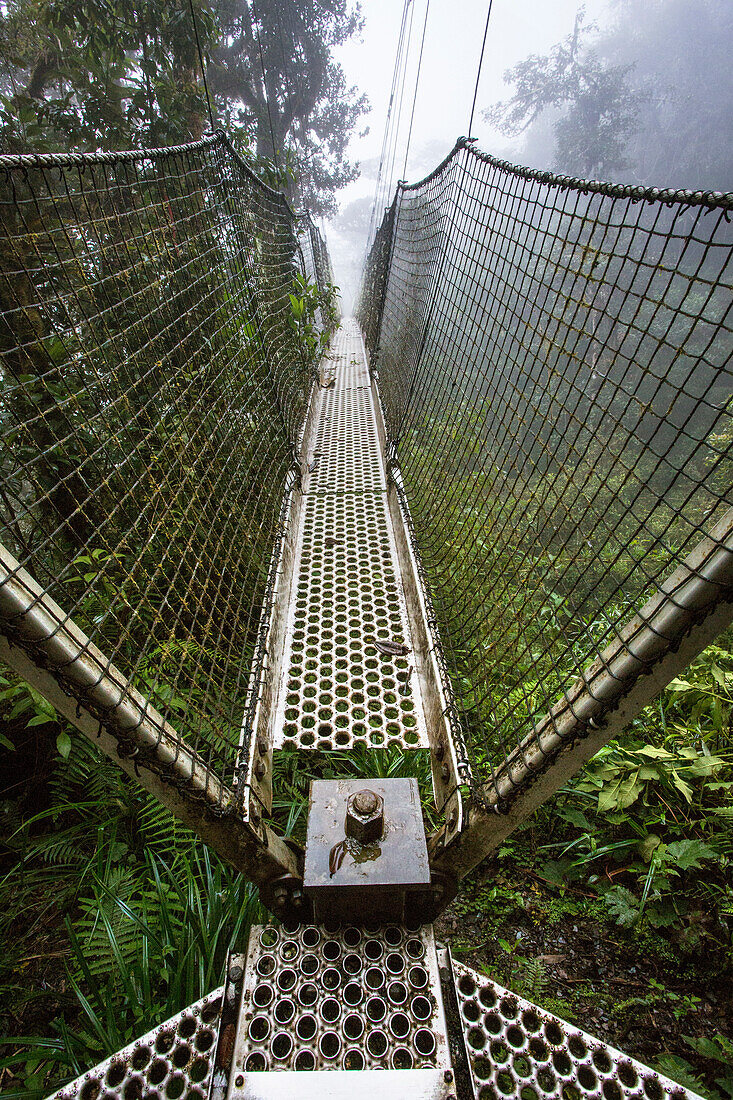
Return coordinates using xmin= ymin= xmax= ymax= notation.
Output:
xmin=365 ymin=0 xmax=413 ymax=258
xmin=468 ymin=0 xmax=493 ymax=139
xmin=401 ymin=0 xmax=432 ymax=183
xmin=188 ymin=0 xmax=216 ymax=132
xmin=373 ymin=1 xmax=412 ymax=224
xmin=383 ymin=0 xmax=417 ymax=204
xmin=248 ymin=0 xmax=281 ymax=171
xmin=389 ymin=135 xmax=733 ymax=209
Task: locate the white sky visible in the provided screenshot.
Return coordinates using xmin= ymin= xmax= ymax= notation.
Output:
xmin=327 ymin=0 xmax=607 ymax=305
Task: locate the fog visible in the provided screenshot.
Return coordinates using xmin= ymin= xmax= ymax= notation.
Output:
xmin=328 ymin=0 xmax=733 ymax=311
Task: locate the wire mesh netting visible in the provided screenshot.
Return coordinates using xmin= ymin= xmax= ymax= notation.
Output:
xmin=297 ymin=212 xmax=339 ymax=335
xmin=0 ymin=131 xmax=335 ymax=812
xmin=359 ymin=138 xmax=733 ymax=803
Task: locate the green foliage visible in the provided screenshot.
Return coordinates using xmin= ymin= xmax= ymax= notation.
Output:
xmin=0 ymin=672 xmax=58 ymax=753
xmin=485 ymin=9 xmax=639 ymax=176
xmin=0 ymin=0 xmax=367 ymax=212
xmin=655 ymin=1055 xmax=719 ymax=1100
xmin=472 ymin=630 xmax=732 ymax=949
xmin=491 ymin=936 xmax=549 ymax=1003
xmin=0 ymin=734 xmax=261 ymax=1096
xmin=575 ymin=743 xmax=727 ymax=812
xmin=683 ymin=1036 xmax=733 ymax=1100
xmin=287 ymin=273 xmax=339 ymax=364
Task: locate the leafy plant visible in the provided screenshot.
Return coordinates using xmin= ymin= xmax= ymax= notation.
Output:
xmin=0 ymin=733 xmax=261 ymax=1097
xmin=684 ymin=1036 xmax=733 ymax=1100
xmin=288 ymin=273 xmax=339 ymax=366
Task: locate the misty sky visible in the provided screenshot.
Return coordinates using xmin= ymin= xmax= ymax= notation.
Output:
xmin=327 ymin=0 xmax=606 ymax=307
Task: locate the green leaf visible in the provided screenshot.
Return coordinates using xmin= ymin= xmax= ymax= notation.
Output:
xmin=56 ymin=730 xmax=72 ymax=759
xmin=598 ymin=771 xmax=642 ymax=811
xmin=665 ymin=678 xmax=693 ymax=693
xmin=654 ymin=1055 xmax=712 ymax=1098
xmin=686 ymin=755 xmax=725 ymax=777
xmin=637 ymin=833 xmax=662 ymax=862
xmin=711 ymin=664 xmax=730 ymax=689
xmin=26 ymin=713 xmax=53 ymax=728
xmin=683 ymin=1034 xmax=733 ymax=1065
xmin=664 ymin=839 xmax=717 ymax=870
xmin=603 ymin=885 xmax=639 ymax=927
xmin=557 ymin=806 xmax=591 ymax=830
xmin=670 ymin=770 xmax=694 ymax=803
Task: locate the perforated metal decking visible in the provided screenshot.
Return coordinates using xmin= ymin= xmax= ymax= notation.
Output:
xmin=272 ymin=320 xmax=429 ymax=753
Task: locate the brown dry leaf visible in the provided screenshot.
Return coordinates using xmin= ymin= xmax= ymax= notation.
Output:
xmin=373 ymin=638 xmax=411 ymax=657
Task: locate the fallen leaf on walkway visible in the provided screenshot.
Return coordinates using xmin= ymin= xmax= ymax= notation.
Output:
xmin=373 ymin=638 xmax=411 ymax=657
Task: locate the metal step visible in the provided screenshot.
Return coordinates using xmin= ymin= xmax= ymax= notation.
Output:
xmin=47 ymin=934 xmax=706 ymax=1100
xmin=447 ymin=956 xmax=703 ymax=1100
xmin=48 ymin=989 xmax=225 ymax=1100
xmin=225 ymin=922 xmax=451 ymax=1076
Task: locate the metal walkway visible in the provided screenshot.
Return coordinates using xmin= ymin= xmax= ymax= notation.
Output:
xmin=42 ymin=320 xmax=709 ymax=1100
xmin=272 ymin=319 xmax=429 ymax=753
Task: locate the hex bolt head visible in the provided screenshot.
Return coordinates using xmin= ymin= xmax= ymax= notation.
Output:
xmin=228 ymin=963 xmax=243 ymax=984
xmin=257 ymin=737 xmax=268 ymax=756
xmin=353 ymin=789 xmax=379 ymax=815
xmin=346 ymin=788 xmax=384 ymax=844
xmin=254 ymin=759 xmax=266 ymax=780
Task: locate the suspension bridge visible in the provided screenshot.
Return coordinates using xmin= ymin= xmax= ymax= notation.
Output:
xmin=0 ymin=121 xmax=731 ymax=1099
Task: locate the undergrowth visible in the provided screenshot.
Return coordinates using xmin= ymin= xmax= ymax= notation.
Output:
xmin=441 ymin=636 xmax=733 ymax=1100
xmin=0 ymin=636 xmax=731 ymax=1096
xmin=0 ymin=730 xmax=263 ymax=1097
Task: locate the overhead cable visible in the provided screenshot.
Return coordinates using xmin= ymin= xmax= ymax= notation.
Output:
xmin=468 ymin=0 xmax=494 ymax=138
xmin=401 ymin=0 xmax=431 ymax=182
xmin=188 ymin=0 xmax=216 ymax=132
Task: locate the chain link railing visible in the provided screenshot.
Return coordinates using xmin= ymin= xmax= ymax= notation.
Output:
xmin=0 ymin=130 xmax=335 ymax=825
xmin=359 ymin=137 xmax=733 ymax=810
